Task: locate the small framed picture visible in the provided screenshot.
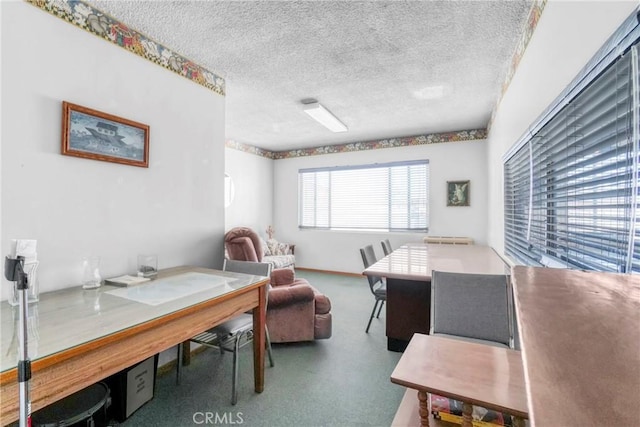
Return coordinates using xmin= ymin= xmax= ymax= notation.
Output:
xmin=447 ymin=180 xmax=470 ymax=206
xmin=61 ymin=101 xmax=149 ymax=167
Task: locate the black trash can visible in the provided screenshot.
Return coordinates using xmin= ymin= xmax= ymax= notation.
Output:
xmin=31 ymin=382 xmax=111 ymax=427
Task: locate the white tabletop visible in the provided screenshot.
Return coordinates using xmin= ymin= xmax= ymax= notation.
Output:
xmin=363 ymin=243 xmax=509 ymax=280
xmin=0 ymin=266 xmax=266 ymax=373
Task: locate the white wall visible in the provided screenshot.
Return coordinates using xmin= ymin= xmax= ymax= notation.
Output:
xmin=224 ymin=148 xmax=274 ymax=238
xmin=487 ymin=0 xmax=638 ymax=256
xmin=1 ymin=2 xmax=226 ymax=301
xmin=273 ymin=140 xmax=488 ymax=273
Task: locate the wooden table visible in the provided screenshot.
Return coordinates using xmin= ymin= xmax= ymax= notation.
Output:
xmin=390 ymin=334 xmax=528 ymax=427
xmin=512 ymin=266 xmax=640 ymax=426
xmin=0 ymin=266 xmax=269 ymax=426
xmin=363 ymin=244 xmax=508 ymax=351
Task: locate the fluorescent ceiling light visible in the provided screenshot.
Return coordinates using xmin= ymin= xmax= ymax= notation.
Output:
xmin=303 ymin=102 xmax=347 ymax=133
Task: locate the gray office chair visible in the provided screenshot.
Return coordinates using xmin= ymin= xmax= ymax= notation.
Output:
xmin=359 ymin=245 xmax=387 ymax=333
xmin=177 ymin=260 xmax=274 ymax=405
xmin=381 ymin=239 xmax=393 ymax=256
xmin=430 ymin=270 xmax=514 ymax=348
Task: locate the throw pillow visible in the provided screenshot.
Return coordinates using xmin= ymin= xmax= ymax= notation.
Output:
xmin=266 ymin=239 xmax=290 ymax=256
xmin=275 ymin=242 xmax=290 ymax=256
xmin=266 ymin=239 xmax=278 ymax=256
xmin=260 ymin=237 xmax=271 ymax=256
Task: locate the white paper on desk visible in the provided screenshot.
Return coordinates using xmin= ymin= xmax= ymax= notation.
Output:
xmin=105 ymin=272 xmax=236 ymax=306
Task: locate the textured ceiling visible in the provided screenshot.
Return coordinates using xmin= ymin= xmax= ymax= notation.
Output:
xmin=87 ymin=0 xmax=533 ymax=152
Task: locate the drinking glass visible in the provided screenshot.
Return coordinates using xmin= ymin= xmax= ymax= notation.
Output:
xmin=137 ymin=254 xmax=158 ymax=279
xmin=81 ymin=256 xmax=102 ymax=289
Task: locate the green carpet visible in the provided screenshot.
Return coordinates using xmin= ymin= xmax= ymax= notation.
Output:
xmin=121 ymin=270 xmax=404 ymax=427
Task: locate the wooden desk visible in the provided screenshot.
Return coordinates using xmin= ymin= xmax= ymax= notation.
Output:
xmin=512 ymin=266 xmax=640 ymax=426
xmin=0 ymin=266 xmax=269 ymax=425
xmin=390 ymin=334 xmax=528 ymax=427
xmin=363 ymin=244 xmax=508 ymax=351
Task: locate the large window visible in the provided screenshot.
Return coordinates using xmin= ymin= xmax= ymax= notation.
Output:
xmin=299 ymin=160 xmax=429 ymax=231
xmin=504 ymin=10 xmax=640 ymax=273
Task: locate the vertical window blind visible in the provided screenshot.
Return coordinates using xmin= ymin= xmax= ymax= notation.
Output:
xmin=298 ymin=160 xmax=429 ymax=231
xmin=504 ymin=9 xmax=640 ymax=273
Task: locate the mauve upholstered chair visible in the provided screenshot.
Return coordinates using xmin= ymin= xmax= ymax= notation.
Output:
xmin=224 ymin=227 xmax=295 ymax=269
xmin=225 ymin=227 xmax=264 ymax=262
xmin=224 ymin=227 xmax=332 ymax=343
xmin=268 ymin=268 xmax=332 ymax=343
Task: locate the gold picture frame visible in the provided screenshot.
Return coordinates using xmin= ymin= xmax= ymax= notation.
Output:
xmin=61 ymin=101 xmax=149 ymax=167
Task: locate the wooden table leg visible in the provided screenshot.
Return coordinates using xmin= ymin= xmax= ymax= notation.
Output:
xmin=252 ymin=284 xmax=266 ymax=393
xmin=181 ymin=341 xmax=190 ymax=366
xmin=461 ymin=401 xmax=473 ymax=427
xmin=417 ymin=390 xmax=430 ymax=427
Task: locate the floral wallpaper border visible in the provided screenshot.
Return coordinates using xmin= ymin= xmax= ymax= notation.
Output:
xmin=227 ymin=0 xmax=546 ymax=160
xmin=26 ymin=0 xmax=225 ymax=96
xmin=29 ymin=0 xmax=544 ymax=159
xmin=226 ymin=128 xmax=488 ymax=160
xmin=488 ymin=0 xmax=547 ymax=129
xmin=225 ymin=140 xmax=277 ymax=160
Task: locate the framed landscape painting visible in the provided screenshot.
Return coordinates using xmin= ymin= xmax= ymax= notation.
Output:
xmin=61 ymin=101 xmax=149 ymax=167
xmin=447 ymin=180 xmax=470 ymax=206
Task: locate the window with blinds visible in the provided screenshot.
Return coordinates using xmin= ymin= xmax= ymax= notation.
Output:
xmin=298 ymin=160 xmax=429 ymax=231
xmin=504 ymin=10 xmax=640 ymax=273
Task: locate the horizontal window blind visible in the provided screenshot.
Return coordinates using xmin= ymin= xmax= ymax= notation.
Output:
xmin=504 ymin=140 xmax=532 ymax=264
xmin=299 ymin=160 xmax=429 ymax=231
xmin=504 ymin=10 xmax=640 ymax=273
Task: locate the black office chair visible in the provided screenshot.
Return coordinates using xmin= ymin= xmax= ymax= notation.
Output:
xmin=381 ymin=239 xmax=393 ymax=256
xmin=430 ymin=270 xmax=514 ymax=348
xmin=177 ymin=260 xmax=274 ymax=405
xmin=359 ymin=245 xmax=387 ymax=333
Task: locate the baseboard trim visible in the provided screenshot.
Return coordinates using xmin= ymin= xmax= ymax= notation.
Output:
xmin=296 ymin=267 xmax=363 ymax=278
xmin=157 ymin=345 xmax=207 ymax=377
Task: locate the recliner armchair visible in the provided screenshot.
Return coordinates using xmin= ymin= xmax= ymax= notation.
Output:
xmin=225 ymin=226 xmax=295 ymax=269
xmin=223 ymin=227 xmax=332 ymax=343
xmin=268 ymin=268 xmax=332 ymax=343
